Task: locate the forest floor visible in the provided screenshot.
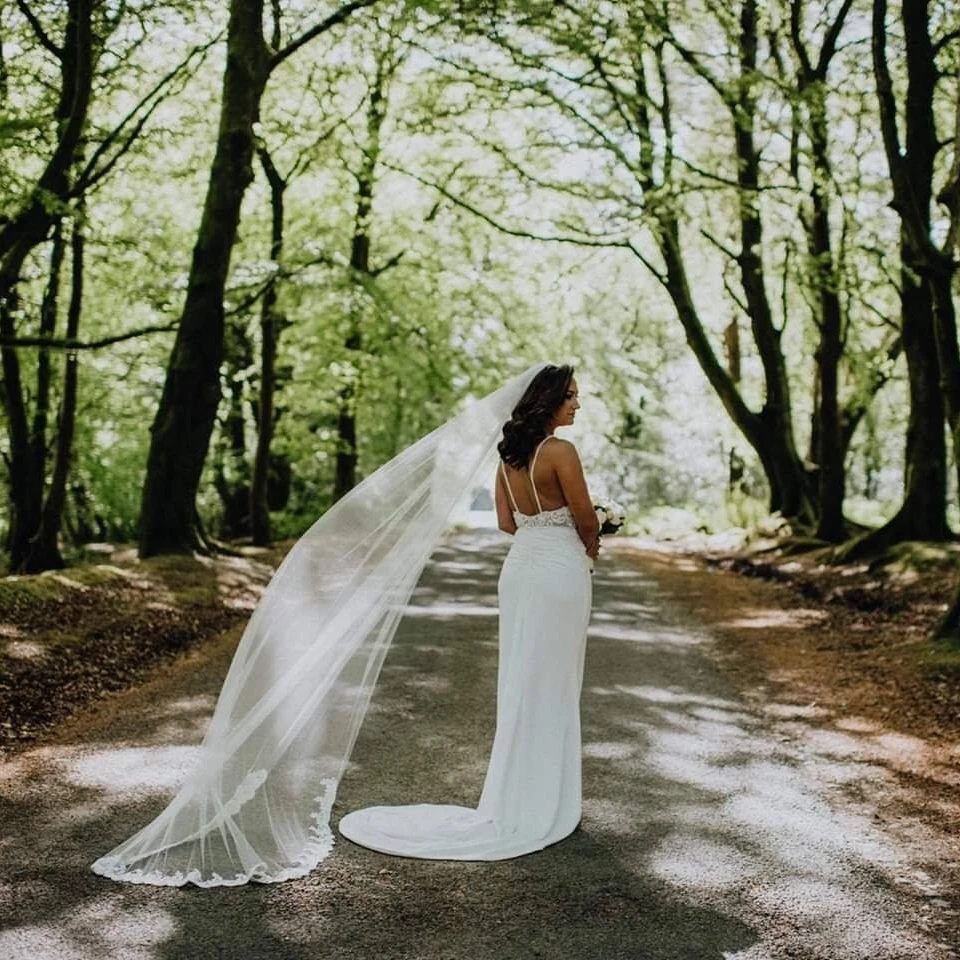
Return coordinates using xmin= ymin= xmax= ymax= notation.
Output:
xmin=0 ymin=530 xmax=958 ymax=958
xmin=0 ymin=544 xmax=288 ymax=754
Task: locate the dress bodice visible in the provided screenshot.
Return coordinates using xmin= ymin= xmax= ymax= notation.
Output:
xmin=501 ymin=437 xmax=577 ymax=529
xmin=512 ymin=505 xmax=576 ymax=528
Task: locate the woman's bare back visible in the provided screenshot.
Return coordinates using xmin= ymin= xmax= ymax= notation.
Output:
xmin=501 ymin=437 xmax=568 ymax=515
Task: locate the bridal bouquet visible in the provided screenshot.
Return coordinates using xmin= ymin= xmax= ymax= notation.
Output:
xmin=594 ymin=497 xmax=626 ymax=535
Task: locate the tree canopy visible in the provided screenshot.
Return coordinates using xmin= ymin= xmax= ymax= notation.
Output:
xmin=0 ymin=0 xmax=958 ymax=629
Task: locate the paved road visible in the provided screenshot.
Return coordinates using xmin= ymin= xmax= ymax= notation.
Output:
xmin=0 ymin=530 xmax=956 ymax=960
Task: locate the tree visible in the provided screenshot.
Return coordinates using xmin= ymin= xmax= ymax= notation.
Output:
xmin=138 ymin=0 xmax=376 ymax=557
xmin=781 ymin=0 xmax=856 ymax=541
xmin=0 ymin=0 xmax=96 ymax=571
xmin=333 ymin=29 xmax=404 ymax=501
xmin=28 ymin=201 xmax=86 ymax=569
xmin=867 ymin=0 xmax=960 ymax=634
xmin=839 ymin=0 xmax=958 ymax=561
xmin=0 ymin=1 xmax=219 ymax=571
xmin=250 ymin=144 xmax=288 ymax=544
xmin=419 ymin=1 xmax=821 ymax=524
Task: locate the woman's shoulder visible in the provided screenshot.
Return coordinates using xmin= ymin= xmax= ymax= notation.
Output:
xmin=541 ymin=436 xmax=580 ymax=460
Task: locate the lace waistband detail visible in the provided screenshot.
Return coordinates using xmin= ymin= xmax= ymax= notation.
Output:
xmin=514 ymin=505 xmax=576 ymax=528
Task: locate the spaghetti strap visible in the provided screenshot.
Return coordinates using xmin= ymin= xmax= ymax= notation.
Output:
xmin=500 ymin=460 xmax=520 ymax=513
xmin=528 ymin=436 xmax=552 ymax=514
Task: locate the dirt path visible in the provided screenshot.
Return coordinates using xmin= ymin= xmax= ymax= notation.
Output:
xmin=0 ymin=530 xmax=957 ymax=959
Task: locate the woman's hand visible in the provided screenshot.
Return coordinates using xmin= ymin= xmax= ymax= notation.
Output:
xmin=586 ymin=535 xmax=601 ymax=560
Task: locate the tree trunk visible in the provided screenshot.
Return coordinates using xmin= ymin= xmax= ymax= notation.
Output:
xmin=8 ymin=223 xmax=65 ymax=570
xmin=734 ymin=0 xmax=818 ymax=527
xmin=644 ymin=7 xmax=816 ymax=527
xmin=333 ymin=67 xmax=387 ymax=502
xmin=333 ymin=330 xmax=361 ymax=502
xmin=808 ymin=112 xmax=846 ymax=542
xmin=1 ymin=284 xmax=38 ymax=561
xmin=0 ymin=0 xmax=94 ymax=570
xmin=838 ymin=262 xmax=949 ymax=561
xmin=0 ymin=0 xmax=94 ymax=268
xmin=785 ymin=0 xmax=858 ymax=540
xmin=3 ymin=223 xmax=66 ymax=570
xmin=928 ymin=149 xmax=960 ymax=647
xmin=930 ymin=266 xmax=960 ymax=509
xmin=214 ymin=320 xmax=253 ymax=538
xmin=891 ymin=264 xmax=949 ymax=543
xmin=935 ymin=576 xmax=960 ymax=641
xmin=250 ymin=146 xmax=286 ymax=546
xmin=28 ymin=209 xmax=86 ymax=571
xmin=843 ymin=0 xmax=953 ymax=562
xmin=136 ymin=0 xmax=373 ymax=554
xmin=138 ymin=0 xmax=270 ymax=556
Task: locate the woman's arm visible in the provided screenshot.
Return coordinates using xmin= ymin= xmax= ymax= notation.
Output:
xmin=495 ymin=468 xmax=518 ymax=535
xmin=552 ymin=439 xmax=600 ymax=555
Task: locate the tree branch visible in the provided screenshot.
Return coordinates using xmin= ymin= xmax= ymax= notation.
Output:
xmin=380 ymin=160 xmax=635 ymax=250
xmin=872 ymin=0 xmax=906 ymax=191
xmin=938 ymin=81 xmax=960 ymax=256
xmin=269 ymin=0 xmax=282 ymax=50
xmin=934 ymin=28 xmax=960 ymax=56
xmin=0 ymin=322 xmax=177 ymax=351
xmin=817 ymin=0 xmax=856 ymax=77
xmin=14 ymin=0 xmax=62 ymax=58
xmin=591 ymin=52 xmax=640 ymax=140
xmin=224 ymin=252 xmax=338 ymax=316
xmin=270 ymin=0 xmax=378 ymax=71
xmin=789 ymin=0 xmax=813 ymax=78
xmin=74 ymin=33 xmax=222 ymax=195
xmin=370 ymin=250 xmax=404 ymax=276
xmin=700 ymin=226 xmax=741 ymax=263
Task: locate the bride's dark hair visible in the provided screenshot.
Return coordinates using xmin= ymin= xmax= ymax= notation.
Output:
xmin=497 ymin=364 xmax=575 ymax=468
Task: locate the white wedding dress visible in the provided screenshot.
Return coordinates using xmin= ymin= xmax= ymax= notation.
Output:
xmin=338 ymin=436 xmax=593 ymax=859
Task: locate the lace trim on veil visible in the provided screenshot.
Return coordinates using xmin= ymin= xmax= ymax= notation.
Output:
xmin=90 ymin=775 xmax=339 ymax=888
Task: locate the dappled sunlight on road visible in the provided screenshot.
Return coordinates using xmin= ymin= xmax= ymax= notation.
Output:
xmin=64 ymin=745 xmax=200 ymax=796
xmin=0 ymin=899 xmax=177 ymax=960
xmin=0 ymin=531 xmax=954 ymax=960
xmin=399 ymin=602 xmax=499 ymax=618
xmin=2 ymin=639 xmax=45 ymax=660
xmin=718 ymin=607 xmax=830 ymax=629
xmin=580 ymin=544 xmax=956 ymax=960
xmin=212 ymin=555 xmax=274 ymax=611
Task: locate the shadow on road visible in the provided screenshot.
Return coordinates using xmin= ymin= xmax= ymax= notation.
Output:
xmin=0 ymin=531 xmax=950 ymax=959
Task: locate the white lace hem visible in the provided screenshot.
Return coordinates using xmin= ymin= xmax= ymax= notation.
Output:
xmin=90 ymin=777 xmax=338 ymax=888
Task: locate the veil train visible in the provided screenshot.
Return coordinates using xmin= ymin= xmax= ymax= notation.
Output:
xmin=91 ymin=362 xmax=548 ymax=887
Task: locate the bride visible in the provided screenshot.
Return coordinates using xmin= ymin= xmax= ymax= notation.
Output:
xmin=91 ymin=362 xmax=598 ymax=886
xmin=339 ymin=364 xmax=599 ymax=859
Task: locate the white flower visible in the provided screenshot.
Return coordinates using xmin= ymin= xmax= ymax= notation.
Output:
xmin=594 ymin=496 xmax=626 ymax=532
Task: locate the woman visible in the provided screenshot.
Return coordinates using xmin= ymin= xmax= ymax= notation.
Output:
xmin=91 ymin=362 xmax=593 ymax=887
xmin=339 ymin=364 xmax=600 ymax=859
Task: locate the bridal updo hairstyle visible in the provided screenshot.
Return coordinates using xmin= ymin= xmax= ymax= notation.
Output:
xmin=497 ymin=364 xmax=575 ymax=469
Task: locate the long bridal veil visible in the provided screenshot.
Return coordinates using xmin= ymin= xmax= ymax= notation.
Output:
xmin=91 ymin=362 xmax=548 ymax=887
